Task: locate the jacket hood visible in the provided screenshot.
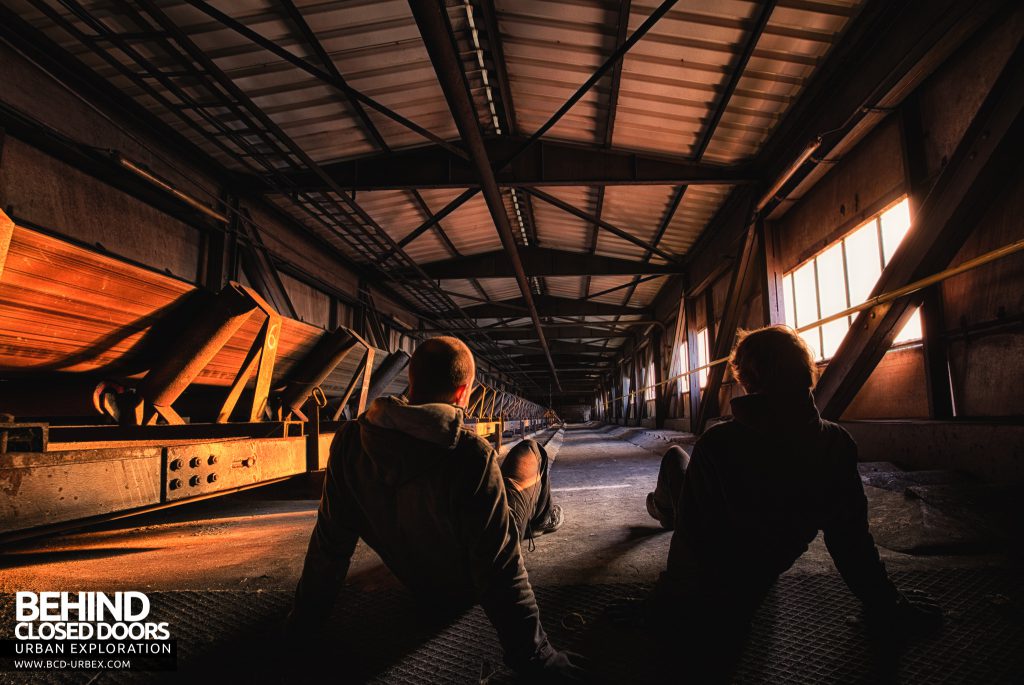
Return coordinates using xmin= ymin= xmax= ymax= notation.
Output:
xmin=729 ymin=389 xmax=821 ymax=434
xmin=357 ymin=395 xmax=465 ymax=486
xmin=362 ymin=394 xmax=464 ymax=447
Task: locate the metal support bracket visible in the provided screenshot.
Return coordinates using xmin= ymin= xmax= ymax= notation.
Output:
xmin=139 ymin=282 xmax=281 ymax=425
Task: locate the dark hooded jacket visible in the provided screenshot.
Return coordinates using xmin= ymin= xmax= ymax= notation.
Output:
xmin=291 ymin=395 xmax=555 ymax=670
xmin=658 ymin=389 xmax=899 ymax=620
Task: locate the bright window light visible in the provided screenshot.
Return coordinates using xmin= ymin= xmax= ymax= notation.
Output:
xmin=783 ymin=197 xmax=921 ymax=361
xmin=894 ymin=309 xmax=923 ymax=344
xmin=697 ymin=328 xmax=709 ymax=389
xmin=844 ymin=219 xmax=882 ymax=303
xmin=880 ymin=198 xmax=912 ymax=263
xmin=677 ymin=341 xmax=690 ymax=394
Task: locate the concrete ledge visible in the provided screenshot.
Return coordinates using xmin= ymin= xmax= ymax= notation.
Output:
xmin=592 ymin=423 xmax=696 ymax=456
xmin=663 ymin=418 xmax=691 ymax=432
xmin=841 ymin=420 xmax=1024 ymax=484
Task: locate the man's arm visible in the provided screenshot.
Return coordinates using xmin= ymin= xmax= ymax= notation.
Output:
xmin=287 ymin=424 xmax=361 ymax=632
xmin=455 ymin=440 xmax=565 ymax=676
xmin=822 ymin=436 xmax=900 ymax=609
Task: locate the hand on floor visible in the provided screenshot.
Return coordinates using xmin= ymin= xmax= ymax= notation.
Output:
xmin=867 ymin=588 xmax=944 ymax=638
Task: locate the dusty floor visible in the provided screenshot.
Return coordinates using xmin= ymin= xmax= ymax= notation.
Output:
xmin=1 ymin=423 xmax=1009 ymax=593
xmin=1 ymin=424 xmax=1022 ymax=683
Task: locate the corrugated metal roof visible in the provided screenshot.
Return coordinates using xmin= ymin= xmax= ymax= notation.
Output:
xmin=531 ymin=186 xmax=598 ymax=252
xmin=356 ymin=190 xmax=454 ymax=264
xmin=12 ymin=0 xmax=866 ymax=385
xmin=598 ymin=185 xmax=674 ymax=262
xmin=476 ymin=277 xmax=522 ymax=302
xmin=544 ymin=275 xmax=587 ymax=299
xmin=588 ymin=274 xmax=636 ymax=304
xmin=493 ymin=0 xmax=619 ymax=145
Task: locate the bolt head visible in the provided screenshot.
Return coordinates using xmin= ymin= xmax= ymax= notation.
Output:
xmin=169 ymin=478 xmax=182 ymax=490
xmin=208 ymin=455 xmax=218 ymax=465
xmin=169 ymin=459 xmax=183 ymax=471
xmin=207 ymin=473 xmax=218 ymax=483
xmin=189 ymin=475 xmax=201 ymax=487
xmin=189 ymin=457 xmax=201 ymax=468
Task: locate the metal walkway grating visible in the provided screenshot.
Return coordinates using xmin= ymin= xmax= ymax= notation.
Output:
xmin=2 ymin=568 xmax=1022 ymax=683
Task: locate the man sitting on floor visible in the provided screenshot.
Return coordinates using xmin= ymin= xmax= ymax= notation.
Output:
xmin=643 ymin=325 xmax=941 ymax=673
xmin=287 ymin=336 xmax=579 ymax=681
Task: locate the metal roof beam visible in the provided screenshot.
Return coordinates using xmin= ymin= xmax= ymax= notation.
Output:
xmin=277 ymin=0 xmax=489 ymax=307
xmin=496 ymin=340 xmax=614 ymax=356
xmin=417 ymin=327 xmax=632 ymax=339
xmin=179 ymin=0 xmax=468 ymax=160
xmin=603 ymin=1 xmax=632 ymax=149
xmin=504 ymin=354 xmax=613 ymax=367
xmin=471 ymin=325 xmax=639 ymax=340
xmin=410 ymin=0 xmax=561 ymax=391
xmin=437 ymin=295 xmax=652 ymax=319
xmin=475 ymin=0 xmax=517 ymax=135
xmin=616 ymin=0 xmax=775 ymax=319
xmin=522 ymin=188 xmax=682 ymax=264
xmin=239 ymin=137 xmax=753 ymax=192
xmin=409 ymin=247 xmax=678 ymax=279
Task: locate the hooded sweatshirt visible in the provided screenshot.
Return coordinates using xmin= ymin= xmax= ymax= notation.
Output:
xmin=292 ymin=395 xmax=554 ymax=670
xmin=658 ymin=389 xmax=899 ymax=620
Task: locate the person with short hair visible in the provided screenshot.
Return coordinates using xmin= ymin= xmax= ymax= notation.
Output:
xmin=642 ymin=325 xmax=940 ymax=674
xmin=287 ymin=336 xmax=578 ymax=681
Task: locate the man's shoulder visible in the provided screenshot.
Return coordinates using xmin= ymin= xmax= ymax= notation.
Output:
xmin=453 ymin=428 xmax=497 ymax=462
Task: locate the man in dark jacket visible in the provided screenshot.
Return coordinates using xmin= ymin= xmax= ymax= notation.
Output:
xmin=643 ymin=326 xmax=941 ymax=676
xmin=287 ymin=336 xmax=579 ymax=681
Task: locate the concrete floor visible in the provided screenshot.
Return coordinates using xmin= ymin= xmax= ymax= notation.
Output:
xmin=1 ymin=423 xmax=1010 ymax=595
xmin=2 ymin=423 xmax=1023 ymax=684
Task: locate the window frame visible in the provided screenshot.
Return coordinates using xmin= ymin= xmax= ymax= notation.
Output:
xmin=782 ymin=196 xmax=922 ymax=362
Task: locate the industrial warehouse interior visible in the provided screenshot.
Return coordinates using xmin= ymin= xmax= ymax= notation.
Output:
xmin=0 ymin=0 xmax=1022 ymax=682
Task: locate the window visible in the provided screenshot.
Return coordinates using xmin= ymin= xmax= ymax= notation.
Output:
xmin=697 ymin=328 xmax=710 ymax=389
xmin=676 ymin=341 xmax=690 ymax=395
xmin=782 ymin=197 xmax=922 ymax=361
xmin=644 ymin=362 xmax=656 ymax=402
xmin=621 ymin=376 xmax=630 ymax=414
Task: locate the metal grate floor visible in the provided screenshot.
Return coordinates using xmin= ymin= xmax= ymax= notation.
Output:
xmin=2 ymin=568 xmax=1022 ymax=684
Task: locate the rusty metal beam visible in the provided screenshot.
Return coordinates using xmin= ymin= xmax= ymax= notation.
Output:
xmin=139 ymin=283 xmax=268 ymax=425
xmin=410 ymin=0 xmax=560 ymax=391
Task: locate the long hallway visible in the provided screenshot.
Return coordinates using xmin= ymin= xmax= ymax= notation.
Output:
xmin=3 ymin=424 xmax=1023 ymax=683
